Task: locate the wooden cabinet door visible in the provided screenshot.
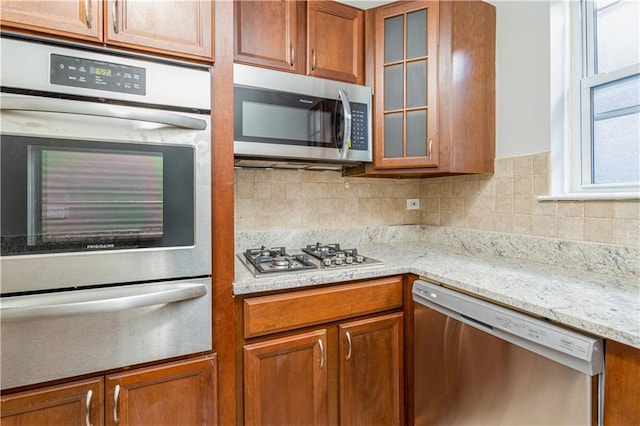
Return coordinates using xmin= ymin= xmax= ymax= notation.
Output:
xmin=244 ymin=329 xmax=328 ymax=426
xmin=373 ymin=1 xmax=439 ymax=169
xmin=234 ymin=0 xmax=304 ymax=73
xmin=105 ymin=0 xmax=213 ymax=61
xmin=0 ymin=0 xmax=102 ymax=42
xmin=1 ymin=378 xmax=104 ymax=426
xmin=105 ymin=355 xmax=217 ymax=426
xmin=307 ymin=0 xmax=364 ymax=84
xmin=604 ymin=341 xmax=640 ymax=425
xmin=339 ymin=312 xmax=404 ymax=426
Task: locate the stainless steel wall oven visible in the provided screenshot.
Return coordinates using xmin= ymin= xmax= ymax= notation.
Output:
xmin=0 ymin=34 xmax=212 ymax=390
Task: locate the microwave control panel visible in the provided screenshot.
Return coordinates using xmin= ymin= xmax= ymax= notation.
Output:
xmin=350 ymin=102 xmax=369 ymax=151
xmin=50 ymin=54 xmax=146 ymax=95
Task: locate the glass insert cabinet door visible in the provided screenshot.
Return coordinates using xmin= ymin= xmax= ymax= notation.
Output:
xmin=374 ymin=1 xmax=439 ymax=169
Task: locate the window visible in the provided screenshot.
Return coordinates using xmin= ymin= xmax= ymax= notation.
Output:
xmin=548 ymin=0 xmax=639 ymax=200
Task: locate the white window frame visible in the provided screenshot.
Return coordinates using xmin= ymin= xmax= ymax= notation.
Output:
xmin=544 ymin=0 xmax=640 ymax=201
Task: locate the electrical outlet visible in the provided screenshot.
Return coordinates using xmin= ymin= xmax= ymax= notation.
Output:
xmin=406 ymin=198 xmax=420 ymax=210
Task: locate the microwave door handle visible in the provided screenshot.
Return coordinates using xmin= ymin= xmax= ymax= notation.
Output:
xmin=0 ymin=96 xmax=207 ymax=130
xmin=0 ymin=283 xmax=207 ymax=322
xmin=338 ymin=90 xmax=352 ymax=159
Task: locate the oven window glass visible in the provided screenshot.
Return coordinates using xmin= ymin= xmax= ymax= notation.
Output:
xmin=28 ymin=147 xmax=164 ymax=246
xmin=1 ymin=135 xmax=194 ymax=255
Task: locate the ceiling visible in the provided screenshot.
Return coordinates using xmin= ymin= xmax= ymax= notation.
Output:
xmin=337 ymin=1 xmax=395 ymax=10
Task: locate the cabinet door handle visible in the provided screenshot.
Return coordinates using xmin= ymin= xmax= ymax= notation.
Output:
xmin=290 ymin=43 xmax=295 ymax=67
xmin=345 ymin=331 xmax=352 ymax=361
xmin=318 ymin=338 xmax=325 ymax=369
xmin=112 ymin=0 xmax=119 ymax=34
xmin=311 ymin=49 xmax=316 ymax=71
xmin=428 ymin=138 xmax=433 ymax=160
xmin=113 ymin=384 xmax=121 ymax=424
xmin=84 ymin=0 xmax=92 ymax=29
xmin=85 ymin=390 xmax=93 ymax=426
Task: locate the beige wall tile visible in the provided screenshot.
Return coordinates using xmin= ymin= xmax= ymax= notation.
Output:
xmin=532 ymin=215 xmax=557 ymax=237
xmin=557 ymin=217 xmax=584 ymax=241
xmin=614 ymin=202 xmax=640 ymax=219
xmin=494 ymin=157 xmax=513 ymax=178
xmin=532 ymin=152 xmax=549 ymax=174
xmin=585 ymin=201 xmax=615 ymax=219
xmin=513 ymin=196 xmax=534 ymax=215
xmin=495 ymin=196 xmax=513 ymax=214
xmin=513 ymin=176 xmax=533 ymax=195
xmin=557 ymin=202 xmax=584 ymax=217
xmin=234 ymin=153 xmax=640 ymax=243
xmin=512 ymin=155 xmax=533 ymax=177
xmin=614 ymin=219 xmax=640 ymax=246
xmin=584 ymin=218 xmax=615 ymax=243
xmin=494 ymin=177 xmax=513 ymax=197
xmin=512 ymin=215 xmax=533 ymax=234
xmin=494 ymin=215 xmax=513 ymax=233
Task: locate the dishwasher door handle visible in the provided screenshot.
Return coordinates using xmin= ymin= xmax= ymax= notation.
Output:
xmin=0 ymin=282 xmax=208 ymax=322
xmin=1 ymin=96 xmax=208 ymax=130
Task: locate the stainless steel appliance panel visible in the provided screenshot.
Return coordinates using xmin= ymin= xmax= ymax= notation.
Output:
xmin=234 ymin=63 xmax=372 ymax=165
xmin=0 ymin=277 xmax=212 ymax=390
xmin=1 ymin=37 xmax=210 ymax=110
xmin=0 ymin=35 xmax=211 ymax=294
xmin=413 ymin=280 xmax=603 ymax=426
xmin=0 ymin=93 xmax=211 ymax=294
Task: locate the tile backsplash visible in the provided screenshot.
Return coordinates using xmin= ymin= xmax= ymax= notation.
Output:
xmin=235 ymin=152 xmax=639 ymax=247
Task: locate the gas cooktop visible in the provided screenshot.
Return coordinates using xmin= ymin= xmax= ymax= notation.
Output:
xmin=239 ymin=243 xmax=383 ymax=277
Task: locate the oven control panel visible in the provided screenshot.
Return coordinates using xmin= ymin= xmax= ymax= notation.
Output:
xmin=50 ymin=54 xmax=146 ymax=95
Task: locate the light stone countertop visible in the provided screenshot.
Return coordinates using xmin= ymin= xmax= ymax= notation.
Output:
xmin=234 ymin=235 xmax=640 ymax=349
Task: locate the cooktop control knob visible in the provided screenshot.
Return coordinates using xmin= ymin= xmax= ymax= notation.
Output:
xmin=323 ymin=258 xmax=332 ymax=267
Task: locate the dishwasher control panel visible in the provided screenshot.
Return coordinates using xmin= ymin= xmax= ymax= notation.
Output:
xmin=413 ymin=280 xmax=604 ymax=376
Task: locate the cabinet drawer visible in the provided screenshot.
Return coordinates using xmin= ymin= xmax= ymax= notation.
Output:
xmin=244 ymin=276 xmax=403 ymax=338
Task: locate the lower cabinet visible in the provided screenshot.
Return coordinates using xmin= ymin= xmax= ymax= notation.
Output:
xmin=339 ymin=314 xmax=403 ymax=425
xmin=1 ymin=354 xmax=217 ymax=426
xmin=241 ymin=277 xmax=405 ymax=426
xmin=1 ymin=378 xmax=104 ymax=426
xmin=604 ymin=340 xmax=640 ymax=425
xmin=244 ymin=330 xmax=329 ymax=426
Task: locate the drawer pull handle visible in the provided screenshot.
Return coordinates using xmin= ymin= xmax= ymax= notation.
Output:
xmin=318 ymin=338 xmax=325 ymax=369
xmin=85 ymin=390 xmax=93 ymax=426
xmin=113 ymin=384 xmax=121 ymax=424
xmin=346 ymin=331 xmax=352 ymax=360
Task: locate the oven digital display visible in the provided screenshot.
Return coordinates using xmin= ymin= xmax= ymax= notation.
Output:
xmin=50 ymin=54 xmax=146 ymax=95
xmin=90 ymin=66 xmax=112 ymax=77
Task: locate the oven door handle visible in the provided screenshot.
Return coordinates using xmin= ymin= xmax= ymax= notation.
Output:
xmin=0 ymin=96 xmax=208 ymax=130
xmin=0 ymin=282 xmax=208 ymax=322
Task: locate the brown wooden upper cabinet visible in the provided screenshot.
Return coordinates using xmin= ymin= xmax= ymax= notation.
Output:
xmin=346 ymin=0 xmax=496 ymax=177
xmin=234 ymin=0 xmax=365 ymax=85
xmin=0 ymin=0 xmax=214 ymax=62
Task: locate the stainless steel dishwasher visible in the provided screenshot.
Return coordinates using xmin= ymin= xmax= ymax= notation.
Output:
xmin=413 ymin=280 xmax=603 ymax=426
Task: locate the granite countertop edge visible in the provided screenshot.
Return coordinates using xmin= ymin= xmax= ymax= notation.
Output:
xmin=233 ymin=241 xmax=640 ymax=349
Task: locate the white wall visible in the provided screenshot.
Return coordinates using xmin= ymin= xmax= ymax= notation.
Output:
xmin=490 ymin=0 xmax=551 ymax=158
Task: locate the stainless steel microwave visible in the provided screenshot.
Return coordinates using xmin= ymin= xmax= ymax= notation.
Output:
xmin=233 ymin=63 xmax=372 ymax=170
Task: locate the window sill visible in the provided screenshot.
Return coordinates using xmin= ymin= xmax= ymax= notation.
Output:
xmin=538 ymin=192 xmax=640 ymax=201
